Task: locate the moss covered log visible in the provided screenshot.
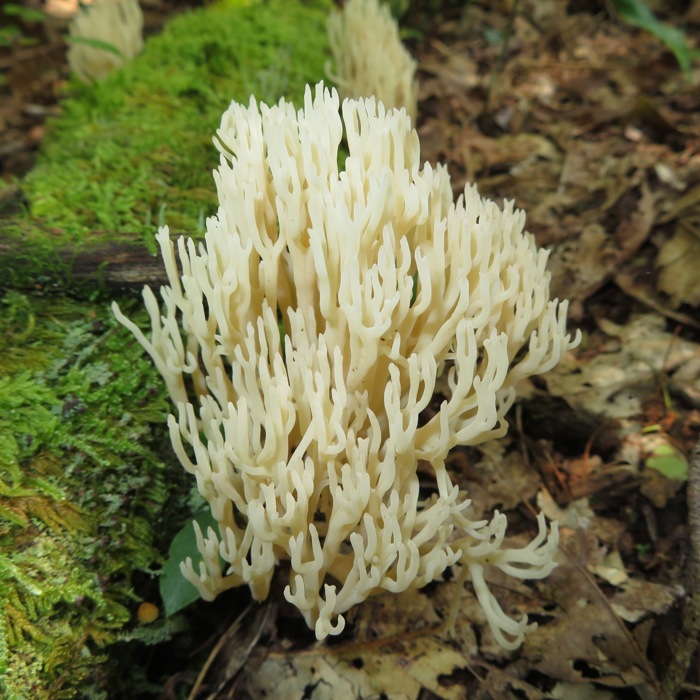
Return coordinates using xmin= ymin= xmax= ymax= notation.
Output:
xmin=0 ymin=0 xmax=331 ymax=696
xmin=0 ymin=0 xmax=331 ymax=293
xmin=0 ymin=291 xmax=178 ymax=698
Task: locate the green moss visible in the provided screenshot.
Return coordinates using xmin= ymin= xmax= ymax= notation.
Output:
xmin=0 ymin=2 xmax=334 ymax=694
xmin=4 ymin=0 xmax=331 ymax=290
xmin=0 ymin=291 xmax=183 ymax=699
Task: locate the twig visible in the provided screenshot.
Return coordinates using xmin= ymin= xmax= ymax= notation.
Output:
xmin=187 ymin=603 xmax=257 ymax=700
xmin=660 ymin=436 xmax=700 ymax=699
xmin=558 ymin=543 xmax=660 ymax=691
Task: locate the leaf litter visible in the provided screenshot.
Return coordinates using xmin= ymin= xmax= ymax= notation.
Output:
xmin=184 ymin=1 xmax=700 ymax=698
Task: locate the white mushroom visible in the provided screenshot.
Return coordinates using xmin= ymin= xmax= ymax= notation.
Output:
xmin=327 ymin=0 xmax=418 ymax=123
xmin=113 ymin=82 xmax=580 ymax=646
xmin=68 ymin=0 xmax=144 ymax=83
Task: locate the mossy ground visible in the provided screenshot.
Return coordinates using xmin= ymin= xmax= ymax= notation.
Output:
xmin=1 ymin=0 xmax=331 ymax=696
xmin=0 ymin=291 xmax=179 ymax=699
xmin=2 ymin=0 xmax=331 ymax=290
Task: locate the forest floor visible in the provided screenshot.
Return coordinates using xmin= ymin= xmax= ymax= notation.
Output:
xmin=2 ymin=1 xmax=700 ymax=699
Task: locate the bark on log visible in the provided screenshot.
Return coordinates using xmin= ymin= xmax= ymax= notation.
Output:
xmin=0 ymin=233 xmax=169 ymax=292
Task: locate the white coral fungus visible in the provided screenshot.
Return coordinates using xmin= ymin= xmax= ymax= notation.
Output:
xmin=113 ymin=82 xmax=579 ymax=648
xmin=68 ymin=0 xmax=144 ymax=84
xmin=327 ymin=0 xmax=418 ymax=123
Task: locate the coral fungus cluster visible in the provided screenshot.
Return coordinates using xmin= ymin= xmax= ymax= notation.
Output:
xmin=327 ymin=0 xmax=418 ymax=121
xmin=67 ymin=0 xmax=144 ymax=83
xmin=113 ymin=82 xmax=579 ymax=647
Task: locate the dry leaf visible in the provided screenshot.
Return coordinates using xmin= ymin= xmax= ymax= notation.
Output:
xmin=240 ymin=590 xmax=472 ymax=700
xmin=656 ymin=226 xmax=700 ymax=307
xmin=544 ymin=314 xmax=700 ymax=419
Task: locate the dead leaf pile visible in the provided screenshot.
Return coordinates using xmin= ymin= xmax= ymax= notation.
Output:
xmin=200 ymin=2 xmax=700 ymax=698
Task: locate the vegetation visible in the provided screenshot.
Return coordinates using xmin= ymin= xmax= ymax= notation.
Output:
xmin=0 ymin=292 xmax=174 ymax=698
xmin=0 ymin=0 xmax=331 ymax=696
xmin=2 ymin=0 xmax=331 ymax=291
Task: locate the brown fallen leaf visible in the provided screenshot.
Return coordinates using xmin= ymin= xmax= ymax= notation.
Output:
xmin=548 ymin=176 xmax=655 ymax=316
xmin=525 ymin=560 xmax=657 ymax=690
xmin=609 ymin=577 xmax=680 ymax=624
xmin=656 ymin=226 xmax=700 ymax=308
xmin=239 ymin=589 xmax=474 ymax=700
xmin=544 ymin=314 xmax=700 ymax=419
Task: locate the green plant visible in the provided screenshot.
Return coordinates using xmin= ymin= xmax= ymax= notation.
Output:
xmin=610 ymin=0 xmax=700 ymax=76
xmin=0 ymin=3 xmax=44 ymax=47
